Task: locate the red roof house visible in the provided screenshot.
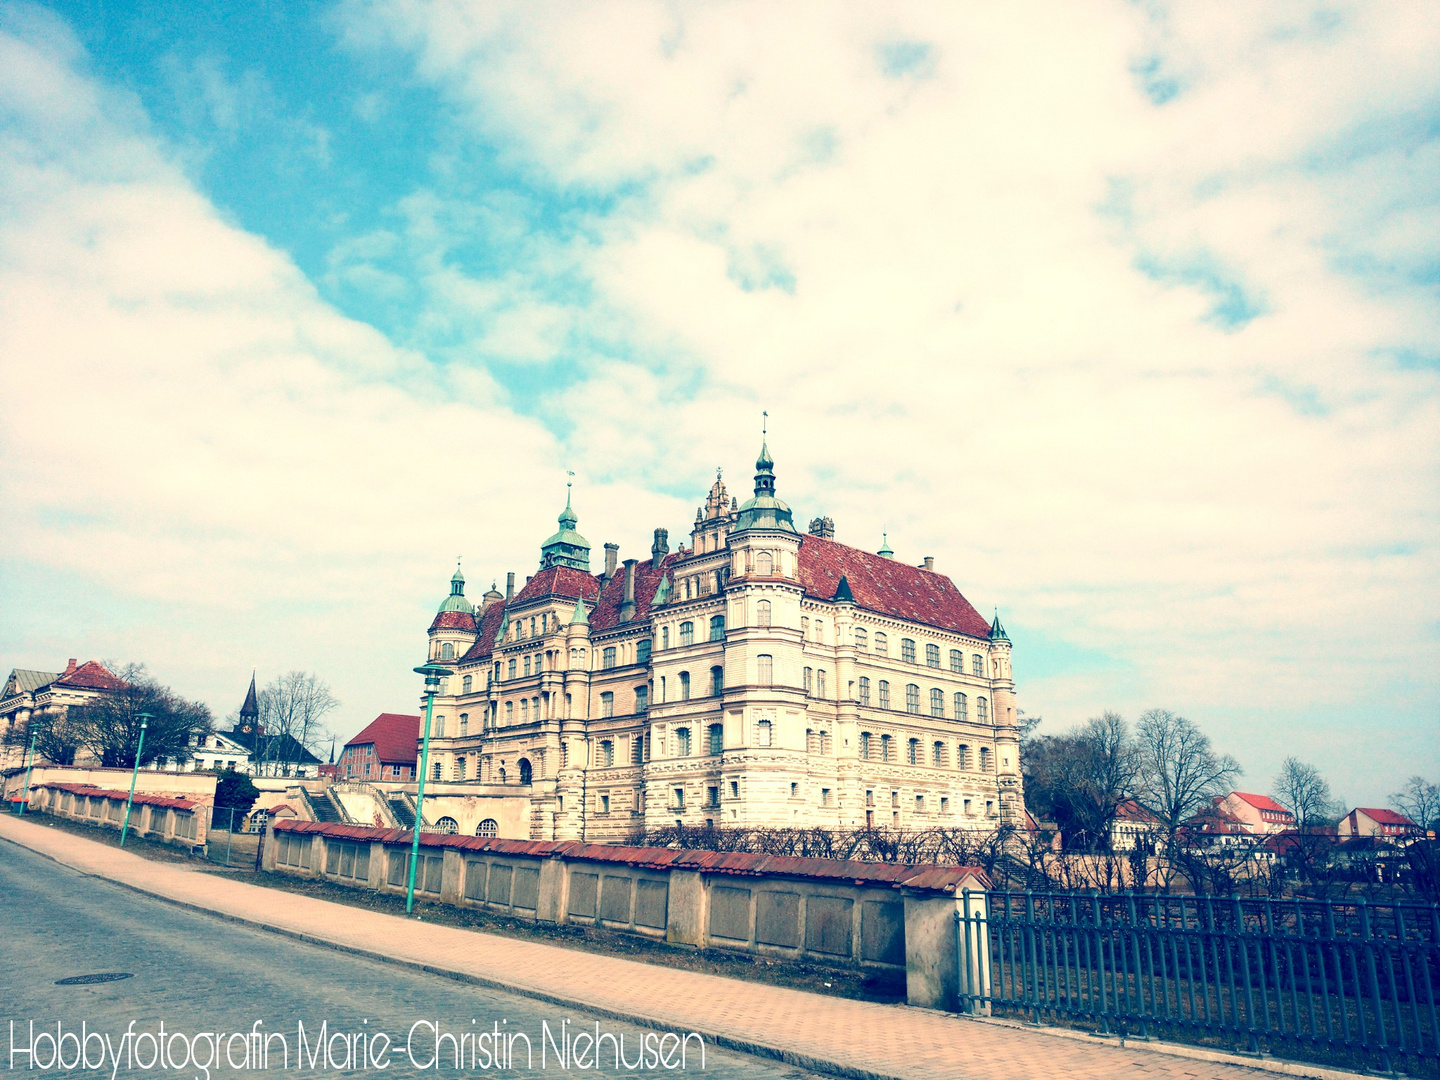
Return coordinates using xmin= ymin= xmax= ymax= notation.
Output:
xmin=1216 ymin=792 xmax=1297 ymax=835
xmin=1338 ymin=807 xmax=1420 ymax=840
xmin=339 ymin=713 xmax=421 ymax=782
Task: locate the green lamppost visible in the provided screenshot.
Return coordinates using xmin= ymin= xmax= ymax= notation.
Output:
xmin=16 ymin=724 xmax=38 ymax=816
xmin=119 ymin=712 xmax=151 ymax=847
xmin=406 ymin=663 xmax=450 ymax=914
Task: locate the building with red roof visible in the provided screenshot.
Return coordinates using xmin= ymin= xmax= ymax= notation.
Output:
xmin=339 ymin=713 xmax=422 ymax=782
xmin=404 ymin=438 xmax=1023 ymax=842
xmin=1216 ymin=791 xmax=1297 ymax=835
xmin=1 ymin=659 xmax=128 ymax=769
xmin=1338 ymin=807 xmax=1420 ymax=841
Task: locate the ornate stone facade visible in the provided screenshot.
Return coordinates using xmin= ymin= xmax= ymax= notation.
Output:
xmin=418 ymin=442 xmax=1023 ymax=841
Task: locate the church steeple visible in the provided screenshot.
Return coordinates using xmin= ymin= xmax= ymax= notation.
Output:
xmin=436 ymin=560 xmax=472 ymax=612
xmin=239 ymin=670 xmax=259 ymax=733
xmin=539 ymin=474 xmax=592 ymax=571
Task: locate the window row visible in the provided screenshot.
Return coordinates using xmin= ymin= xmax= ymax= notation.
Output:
xmin=657 ymin=616 xmax=727 ymax=651
xmin=858 ymin=733 xmax=993 ymax=771
xmin=857 ymin=678 xmax=988 ymax=720
xmin=851 ymin=630 xmax=987 ymax=675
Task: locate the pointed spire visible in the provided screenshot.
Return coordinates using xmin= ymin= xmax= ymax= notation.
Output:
xmin=990 ymin=608 xmax=1011 ymax=644
xmin=877 ymin=532 xmax=894 ymax=558
xmin=240 ymin=670 xmax=259 ymax=721
xmin=541 ymin=471 xmax=591 ymax=570
xmin=732 ymin=412 xmax=795 ymax=533
xmin=570 ymin=597 xmax=590 ymax=626
xmin=833 ymin=574 xmax=855 ymax=603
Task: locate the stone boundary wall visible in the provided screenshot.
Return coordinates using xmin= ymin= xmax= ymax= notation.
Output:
xmin=267 ymin=820 xmax=991 ymax=1009
xmin=27 ymin=781 xmax=209 ymax=849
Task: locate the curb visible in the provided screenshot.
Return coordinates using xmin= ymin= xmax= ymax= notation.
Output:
xmin=0 ymin=825 xmax=1382 ymax=1080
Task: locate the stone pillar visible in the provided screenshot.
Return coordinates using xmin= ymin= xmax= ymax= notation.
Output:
xmin=666 ymin=869 xmax=707 ymax=947
xmin=902 ymin=891 xmax=961 ymax=1010
xmin=536 ymin=856 xmax=566 ymax=924
xmin=440 ymin=847 xmax=465 ymax=904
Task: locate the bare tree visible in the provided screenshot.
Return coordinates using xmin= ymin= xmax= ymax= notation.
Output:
xmin=64 ymin=664 xmax=213 ymax=769
xmin=2 ymin=709 xmax=82 ymax=766
xmin=1023 ymin=711 xmax=1137 ymax=851
xmin=1134 ymin=709 xmax=1242 ymax=834
xmin=1272 ymin=756 xmax=1344 ymax=897
xmin=255 ymin=671 xmax=338 ymax=776
xmin=1392 ymin=775 xmax=1440 ymax=833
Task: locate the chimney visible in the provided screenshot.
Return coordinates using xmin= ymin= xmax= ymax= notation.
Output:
xmin=64 ymin=658 xmax=77 ymax=676
xmin=922 ymin=556 xmax=935 ymax=572
xmin=808 ymin=516 xmax=835 ymax=540
xmin=651 ymin=527 xmax=669 ymax=569
xmin=505 ymin=572 xmax=515 ymax=602
xmin=603 ymin=542 xmax=619 ymax=581
xmin=620 ymin=558 xmax=638 ymax=622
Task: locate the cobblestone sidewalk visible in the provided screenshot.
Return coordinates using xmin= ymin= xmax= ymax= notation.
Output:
xmin=0 ymin=815 xmax=1341 ymax=1080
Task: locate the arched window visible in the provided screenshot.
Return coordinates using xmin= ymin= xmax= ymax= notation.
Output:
xmin=901 ymin=638 xmax=916 ymax=664
xmin=756 ymin=719 xmax=772 ymax=747
xmin=507 ymin=659 xmax=517 ymax=679
xmin=434 ymin=715 xmax=446 ymax=737
xmin=860 ymin=732 xmax=872 ymax=759
xmin=756 ymin=600 xmax=772 ymax=628
xmin=972 ymin=654 xmax=984 ymax=676
xmin=858 ymin=676 xmax=871 ymax=705
xmin=757 ymin=654 xmax=773 ymax=685
xmin=954 ymin=693 xmax=968 ymax=721
xmin=679 ymin=671 xmax=691 ymax=700
xmin=803 ymin=666 xmax=814 ymax=694
xmin=519 ymin=700 xmax=529 ymax=723
xmin=600 ymin=691 xmax=614 ymax=717
xmin=949 ymin=649 xmax=963 ymax=673
xmin=679 ymin=621 xmax=694 ymax=647
xmin=708 ymin=723 xmax=723 ymax=755
xmin=880 ymin=734 xmax=893 ymax=762
xmin=979 ymin=747 xmax=991 ymax=772
xmin=504 ymin=701 xmax=514 ymax=723
xmin=602 ymin=647 xmax=616 ymax=669
xmin=854 ymin=627 xmax=868 ymax=650
xmin=817 ymin=669 xmax=827 ymax=697
xmin=878 ymin=680 xmax=890 ymax=709
xmin=958 ymin=743 xmax=970 ymax=769
xmin=905 ymin=684 xmax=920 ymax=714
xmin=661 ymin=626 xmax=670 ymax=650
xmin=977 ymin=697 xmax=989 ymax=722
xmin=435 ymin=817 xmax=458 ymax=834
xmin=523 ymin=655 xmax=532 ymax=677
xmin=476 ymin=819 xmax=498 ymax=837
xmin=874 ymin=632 xmax=888 ymax=656
xmin=675 ymin=727 xmax=692 ymax=757
xmin=819 ymin=730 xmax=830 ymax=754
xmin=441 ymin=641 xmax=454 ymax=660
xmin=462 ymin=675 xmax=472 ymax=694
xmin=925 ymin=643 xmax=940 ymax=668
xmin=454 ymin=756 xmax=467 ymax=779
xmin=518 ymin=758 xmax=533 ymax=784
xmin=710 ymin=665 xmax=723 ymax=696
xmin=709 ymin=614 xmax=725 ymax=641
xmin=930 ymin=688 xmax=944 ymax=717
xmin=459 ymin=713 xmax=469 ymax=735
xmin=755 ymin=551 xmax=773 ymax=575
xmin=635 ymin=684 xmax=649 ymax=712
xmin=907 ymin=738 xmax=919 ymax=765
xmin=933 ymin=741 xmax=947 ymax=767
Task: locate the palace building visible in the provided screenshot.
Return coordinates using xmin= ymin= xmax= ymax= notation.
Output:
xmin=417 ymin=440 xmax=1023 ymax=841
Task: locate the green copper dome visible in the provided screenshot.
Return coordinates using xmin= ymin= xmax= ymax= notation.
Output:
xmin=436 ymin=566 xmax=472 ymax=613
xmin=540 ymin=486 xmax=591 ymax=570
xmin=990 ymin=609 xmax=1011 ymax=644
xmin=731 ymin=436 xmax=796 ymax=534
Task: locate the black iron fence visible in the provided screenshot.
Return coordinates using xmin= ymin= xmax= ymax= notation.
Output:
xmin=957 ymin=889 xmax=1440 ymax=1075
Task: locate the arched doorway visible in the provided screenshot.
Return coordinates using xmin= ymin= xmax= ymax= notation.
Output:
xmin=518 ymin=758 xmax=532 ymax=784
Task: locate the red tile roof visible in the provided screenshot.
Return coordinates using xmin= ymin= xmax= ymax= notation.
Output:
xmin=344 ymin=712 xmax=421 ymax=766
xmin=1115 ymin=798 xmax=1163 ymax=823
xmin=796 ymin=535 xmax=992 ymax=638
xmin=514 ymin=566 xmax=601 ymax=604
xmin=1355 ymin=808 xmax=1418 ymax=827
xmin=1229 ymin=792 xmax=1293 ymax=815
xmin=427 ymin=610 xmax=476 ymax=633
xmin=44 ymin=781 xmax=197 ymax=810
xmin=52 ymin=660 xmax=127 ymax=691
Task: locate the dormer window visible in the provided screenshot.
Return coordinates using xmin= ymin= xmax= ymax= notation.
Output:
xmin=440 ymin=642 xmax=454 ymax=660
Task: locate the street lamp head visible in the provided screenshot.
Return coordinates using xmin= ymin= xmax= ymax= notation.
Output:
xmin=136 ymin=711 xmax=152 ymax=729
xmin=413 ymin=662 xmax=450 ymax=695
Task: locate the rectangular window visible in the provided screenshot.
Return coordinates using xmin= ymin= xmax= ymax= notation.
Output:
xmin=603 ymin=647 xmax=616 ymax=670
xmin=881 ymin=734 xmax=892 ymax=762
xmin=679 ymin=671 xmax=691 ymax=700
xmin=673 ymin=787 xmax=685 ymax=809
xmin=860 ymin=732 xmax=872 ymax=760
xmin=875 ymin=632 xmax=888 ymax=656
xmin=523 ymin=655 xmax=531 ymax=677
xmin=710 ymin=666 xmax=723 ymax=696
xmin=507 ymin=659 xmax=516 ymax=679
xmin=905 ymin=683 xmax=920 ymax=714
xmin=972 ymin=654 xmax=984 ymax=676
xmin=821 ymin=788 xmax=832 ymax=807
xmin=858 ymin=676 xmax=870 ymax=705
xmin=930 ymin=688 xmax=944 ymax=717
xmin=600 ymin=691 xmax=614 ymax=718
xmin=891 ymin=790 xmax=899 ymax=807
xmin=865 ymin=789 xmax=874 ymax=806
xmin=977 ymin=697 xmax=989 ymax=722
xmin=635 ymin=684 xmax=649 ymax=712
xmin=878 ymin=680 xmax=890 ymax=709
xmin=926 ymin=643 xmax=940 ymax=668
xmin=941 ymin=797 xmax=949 ymax=813
xmin=803 ymin=666 xmax=813 ymax=694
xmin=955 ymin=693 xmax=968 ymax=721
xmin=600 ymin=740 xmax=614 ymax=767
xmin=816 ymin=669 xmax=826 ymax=697
xmin=901 ymin=638 xmax=916 ymax=664
xmin=710 ymin=615 xmax=725 ymax=641
xmin=949 ymin=649 xmax=963 ymax=673
xmin=601 ymin=794 xmax=610 ymax=813
xmin=707 ymin=724 xmax=723 ymax=755
xmin=706 ymin=786 xmax=720 ymax=808
xmin=757 ymin=654 xmax=773 ymax=685
xmin=637 ymin=639 xmax=651 ymax=664
xmin=730 ymin=781 xmax=739 ymax=799
xmin=676 ymin=728 xmax=692 ymax=756
xmin=907 ymin=738 xmax=919 ymax=765
xmin=854 ymin=628 xmax=868 ymax=650
xmin=916 ymin=794 xmax=925 ymax=813
xmin=680 ymin=621 xmax=694 ymax=647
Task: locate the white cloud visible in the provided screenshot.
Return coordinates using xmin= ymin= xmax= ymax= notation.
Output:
xmin=334 ymin=0 xmax=1440 ymax=798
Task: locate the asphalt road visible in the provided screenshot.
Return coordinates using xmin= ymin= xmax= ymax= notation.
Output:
xmin=0 ymin=842 xmax=831 ymax=1079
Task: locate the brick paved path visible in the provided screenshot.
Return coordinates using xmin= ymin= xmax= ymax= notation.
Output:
xmin=0 ymin=815 xmax=1330 ymax=1080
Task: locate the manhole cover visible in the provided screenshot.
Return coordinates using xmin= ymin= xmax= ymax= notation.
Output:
xmin=55 ymin=973 xmax=134 ymax=986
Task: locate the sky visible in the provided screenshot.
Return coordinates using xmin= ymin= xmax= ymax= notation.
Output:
xmin=0 ymin=1 xmax=1436 ymax=807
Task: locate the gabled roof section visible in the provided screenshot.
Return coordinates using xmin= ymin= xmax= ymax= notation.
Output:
xmin=1355 ymin=807 xmax=1417 ymax=827
xmin=1115 ymin=798 xmax=1163 ymax=824
xmin=513 ymin=566 xmax=601 ymax=605
xmin=3 ymin=669 xmax=61 ymax=697
xmin=591 ymin=552 xmax=681 ymax=631
xmin=795 ymin=535 xmax=992 ymax=638
xmin=343 ymin=712 xmax=421 ymax=766
xmin=459 ymin=602 xmax=510 ymax=662
xmin=53 ymin=661 xmax=127 ymax=691
xmin=1229 ymin=792 xmax=1293 ymax=815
